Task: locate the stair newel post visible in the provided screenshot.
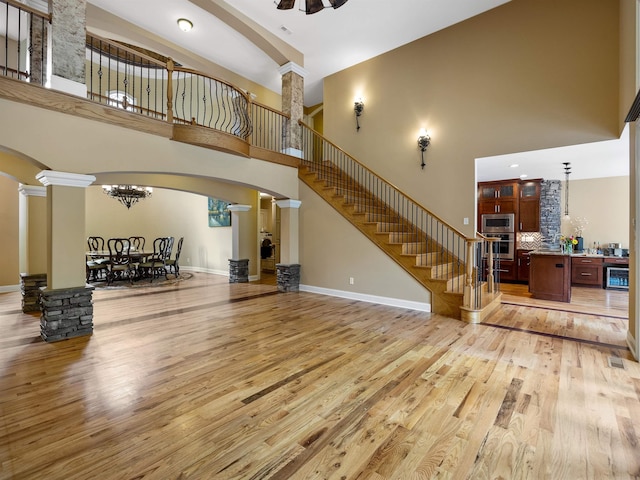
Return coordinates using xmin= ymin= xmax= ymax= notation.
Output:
xmin=463 ymin=239 xmax=475 ymax=309
xmin=166 ymin=58 xmax=174 ymax=124
xmin=486 ymin=237 xmax=495 ymax=293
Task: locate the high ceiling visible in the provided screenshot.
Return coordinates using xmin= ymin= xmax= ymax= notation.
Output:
xmin=85 ymin=0 xmax=628 ymax=181
xmin=87 ymin=0 xmax=510 ymax=107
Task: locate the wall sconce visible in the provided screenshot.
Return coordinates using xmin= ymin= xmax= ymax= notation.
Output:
xmin=354 ymin=98 xmax=364 ymax=131
xmin=417 ymin=128 xmax=431 ymax=169
xmin=177 ymin=18 xmax=193 ymax=32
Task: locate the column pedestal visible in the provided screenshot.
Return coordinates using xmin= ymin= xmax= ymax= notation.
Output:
xmin=40 ymin=285 xmax=94 ymax=342
xmin=229 ymin=259 xmax=249 ymax=283
xmin=20 ymin=273 xmax=47 ymax=313
xmin=276 ymin=264 xmax=300 ymax=292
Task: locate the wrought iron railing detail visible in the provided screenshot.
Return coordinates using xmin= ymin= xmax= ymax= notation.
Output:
xmin=0 ymin=0 xmax=49 ymax=85
xmin=86 ymin=34 xmax=167 ymax=120
xmin=251 ymin=101 xmax=288 ymax=152
xmin=172 ymin=67 xmax=252 ymax=139
xmin=300 ymin=122 xmax=498 ymax=311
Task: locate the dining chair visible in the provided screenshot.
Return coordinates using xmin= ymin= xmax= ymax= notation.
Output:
xmin=165 ymin=237 xmax=184 ymax=276
xmin=106 ymin=237 xmax=134 ymax=285
xmin=86 ymin=236 xmax=108 ymax=281
xmin=138 ymin=237 xmax=169 ymax=283
xmin=128 ymin=236 xmax=145 ymax=252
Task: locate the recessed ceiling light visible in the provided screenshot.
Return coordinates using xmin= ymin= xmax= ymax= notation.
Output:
xmin=510 ymin=164 xmax=519 ymax=168
xmin=177 ymin=18 xmax=193 ymax=32
xmin=520 ymin=174 xmax=528 ymax=179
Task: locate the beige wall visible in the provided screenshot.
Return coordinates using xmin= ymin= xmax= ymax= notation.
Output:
xmin=560 ymin=176 xmax=629 ymax=248
xmin=0 ymin=175 xmax=19 ymax=287
xmin=323 ymin=0 xmax=619 ymax=238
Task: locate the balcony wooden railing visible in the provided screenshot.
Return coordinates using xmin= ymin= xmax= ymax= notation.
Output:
xmin=1 ymin=0 xmax=50 ymax=85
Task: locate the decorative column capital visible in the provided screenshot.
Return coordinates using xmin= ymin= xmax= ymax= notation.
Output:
xmin=278 ymin=62 xmax=308 ymax=79
xmin=275 ymin=199 xmax=302 ymax=209
xmin=18 ymin=184 xmax=46 ymax=197
xmin=36 ymin=170 xmax=96 ymax=188
xmin=227 ymin=204 xmax=252 ymax=213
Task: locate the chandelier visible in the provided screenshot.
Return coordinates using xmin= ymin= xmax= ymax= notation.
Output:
xmin=102 ymin=185 xmax=153 ymax=209
xmin=276 ymin=0 xmax=349 ymax=14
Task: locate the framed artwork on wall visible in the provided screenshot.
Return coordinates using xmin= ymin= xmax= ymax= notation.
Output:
xmin=208 ymin=198 xmax=231 ymax=227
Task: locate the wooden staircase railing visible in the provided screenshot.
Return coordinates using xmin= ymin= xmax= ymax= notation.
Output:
xmin=299 ymin=121 xmax=501 ymax=321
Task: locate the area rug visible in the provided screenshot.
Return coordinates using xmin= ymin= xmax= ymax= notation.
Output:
xmin=90 ymin=272 xmax=193 ymax=290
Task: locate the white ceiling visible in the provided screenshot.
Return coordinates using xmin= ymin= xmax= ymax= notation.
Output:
xmin=85 ymin=0 xmax=628 ymax=181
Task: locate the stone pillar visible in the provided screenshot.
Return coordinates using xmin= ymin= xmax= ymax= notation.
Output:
xmin=18 ymin=185 xmax=48 ymax=312
xmin=36 ymin=170 xmax=95 ymax=341
xmin=29 ymin=14 xmax=48 ymax=85
xmin=49 ymin=0 xmax=87 ymax=96
xmin=278 ymin=62 xmax=307 ymax=158
xmin=227 ymin=204 xmax=252 ymax=283
xmin=275 ymin=199 xmax=302 ymax=292
xmin=540 ymin=180 xmax=561 ymax=245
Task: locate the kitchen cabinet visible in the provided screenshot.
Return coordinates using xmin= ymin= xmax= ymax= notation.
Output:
xmin=516 ymin=249 xmax=532 ymax=282
xmin=482 ymin=258 xmax=516 ymax=282
xmin=571 ymin=256 xmax=603 ymax=287
xmin=478 ymin=180 xmax=518 ymax=215
xmin=518 ymin=179 xmax=541 ymax=232
xmin=529 ymin=253 xmax=571 ymax=302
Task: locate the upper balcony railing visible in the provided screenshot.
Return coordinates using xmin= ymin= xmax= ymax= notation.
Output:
xmin=1 ymin=0 xmax=50 ymax=85
xmin=0 ymin=6 xmax=288 ymax=156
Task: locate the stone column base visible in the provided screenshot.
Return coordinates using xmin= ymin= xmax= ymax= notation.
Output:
xmin=40 ymin=285 xmax=94 ymax=342
xmin=276 ymin=264 xmax=300 ymax=292
xmin=229 ymin=259 xmax=249 ymax=283
xmin=20 ymin=273 xmax=47 ymax=313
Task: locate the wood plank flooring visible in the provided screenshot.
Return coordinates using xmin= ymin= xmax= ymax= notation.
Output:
xmin=0 ymin=273 xmax=638 ymax=479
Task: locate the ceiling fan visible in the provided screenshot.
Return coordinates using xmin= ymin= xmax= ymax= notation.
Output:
xmin=277 ymin=0 xmax=349 ymax=15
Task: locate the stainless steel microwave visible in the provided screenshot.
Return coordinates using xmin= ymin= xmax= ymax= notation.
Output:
xmin=481 ymin=213 xmax=515 ymax=233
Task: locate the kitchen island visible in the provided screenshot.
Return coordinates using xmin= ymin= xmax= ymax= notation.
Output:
xmin=528 ymin=251 xmax=571 ymax=302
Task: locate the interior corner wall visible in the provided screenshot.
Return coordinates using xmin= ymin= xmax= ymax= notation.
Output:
xmin=322 ymin=0 xmax=620 ymax=239
xmin=299 ymin=182 xmax=431 ymax=306
xmin=0 ymin=175 xmax=19 ymax=287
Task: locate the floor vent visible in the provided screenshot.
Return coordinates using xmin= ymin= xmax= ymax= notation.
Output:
xmin=608 ymin=356 xmax=625 ymax=369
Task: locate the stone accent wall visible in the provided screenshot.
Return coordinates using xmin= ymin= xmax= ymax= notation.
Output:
xmin=276 ymin=264 xmax=300 ymax=292
xmin=281 ymin=70 xmax=304 ymax=151
xmin=540 ymin=180 xmax=561 ymax=245
xmin=40 ymin=286 xmax=94 ymax=342
xmin=29 ymin=16 xmax=47 ymax=85
xmin=20 ymin=273 xmax=47 ymax=313
xmin=51 ymin=0 xmax=86 ymax=83
xmin=229 ymin=259 xmax=249 ymax=283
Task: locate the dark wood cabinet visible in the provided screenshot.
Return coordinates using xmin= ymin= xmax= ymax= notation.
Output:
xmin=516 ymin=249 xmax=532 ymax=282
xmin=478 ymin=180 xmax=518 ymax=216
xmin=518 ymin=180 xmax=541 ymax=232
xmin=529 ymin=253 xmax=571 ymax=302
xmin=571 ymin=256 xmax=603 ymax=287
xmin=494 ymin=259 xmax=517 ymax=282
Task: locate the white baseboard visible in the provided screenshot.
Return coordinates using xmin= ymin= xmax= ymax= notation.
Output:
xmin=0 ymin=284 xmax=20 ymax=293
xmin=299 ymin=284 xmax=431 ymax=312
xmin=627 ymin=331 xmax=639 ymax=361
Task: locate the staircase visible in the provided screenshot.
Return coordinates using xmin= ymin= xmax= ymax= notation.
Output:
xmin=298 ymin=126 xmax=502 ymax=322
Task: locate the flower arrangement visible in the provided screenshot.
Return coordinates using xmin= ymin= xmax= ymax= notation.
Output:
xmin=570 ymin=216 xmax=588 ymax=237
xmin=560 ymin=235 xmax=578 ymax=253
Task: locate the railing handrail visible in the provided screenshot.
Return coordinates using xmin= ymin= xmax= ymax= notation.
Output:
xmin=172 ymin=65 xmax=251 ymax=103
xmin=1 ymin=0 xmax=51 ymax=21
xmin=253 ymin=99 xmax=291 ymax=119
xmin=87 ymin=32 xmax=167 ymax=68
xmin=299 ymin=119 xmax=472 ymax=241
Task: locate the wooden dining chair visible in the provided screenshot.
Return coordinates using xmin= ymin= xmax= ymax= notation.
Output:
xmin=86 ymin=236 xmax=108 ymax=281
xmin=128 ymin=236 xmax=145 ymax=252
xmin=165 ymin=237 xmax=184 ymax=276
xmin=106 ymin=237 xmax=134 ymax=285
xmin=138 ymin=237 xmax=169 ymax=283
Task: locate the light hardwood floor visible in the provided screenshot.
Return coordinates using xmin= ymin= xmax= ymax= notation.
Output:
xmin=0 ymin=273 xmax=638 ymax=479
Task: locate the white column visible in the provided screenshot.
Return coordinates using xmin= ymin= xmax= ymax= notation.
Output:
xmin=18 ymin=184 xmax=47 ymax=274
xmin=36 ymin=170 xmax=95 ymax=289
xmin=227 ymin=204 xmax=252 ymax=260
xmin=275 ymin=199 xmax=301 ymax=264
